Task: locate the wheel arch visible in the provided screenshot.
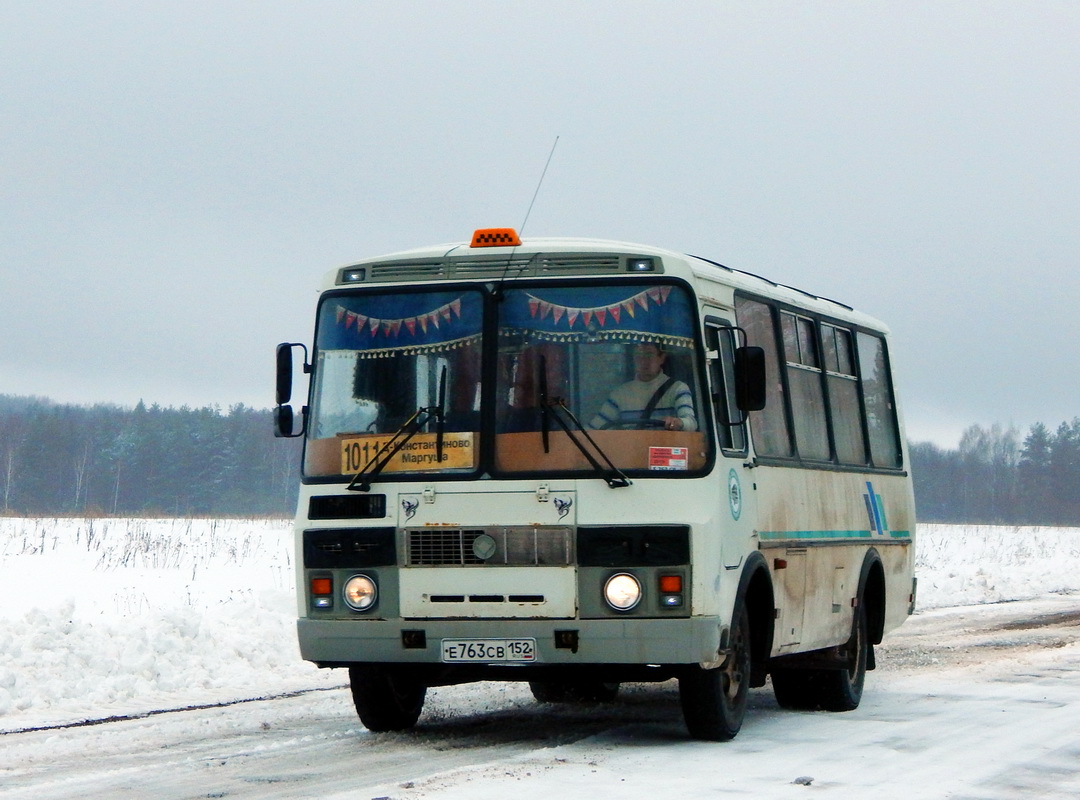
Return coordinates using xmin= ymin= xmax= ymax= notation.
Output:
xmin=859 ymin=548 xmax=887 ymax=646
xmin=736 ymin=551 xmax=775 ymax=686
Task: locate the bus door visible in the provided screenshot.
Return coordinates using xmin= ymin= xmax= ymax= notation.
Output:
xmin=704 ymin=314 xmax=757 ymax=573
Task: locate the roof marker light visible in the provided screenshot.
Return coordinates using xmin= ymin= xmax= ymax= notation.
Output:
xmin=471 ymin=228 xmax=522 ymax=248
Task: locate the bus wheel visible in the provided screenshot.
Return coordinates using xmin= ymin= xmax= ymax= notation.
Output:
xmin=348 ymin=665 xmax=427 ymax=732
xmin=529 ymin=680 xmax=620 ymax=704
xmin=678 ymin=602 xmax=751 ymax=741
xmin=817 ymin=603 xmax=868 ymax=712
xmin=771 ymin=604 xmax=869 ymax=712
xmin=770 ymin=668 xmax=817 ymax=710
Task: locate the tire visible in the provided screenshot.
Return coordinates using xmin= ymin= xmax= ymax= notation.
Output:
xmin=770 ymin=604 xmax=869 ymax=712
xmin=770 ymin=667 xmax=818 ymax=710
xmin=817 ymin=603 xmax=868 ymax=712
xmin=348 ymin=665 xmax=427 ymax=732
xmin=529 ymin=680 xmax=620 ymax=703
xmin=679 ymin=601 xmax=751 ymax=741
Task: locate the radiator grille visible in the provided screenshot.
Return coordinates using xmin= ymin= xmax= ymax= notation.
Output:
xmin=406 ymin=527 xmax=573 ymax=566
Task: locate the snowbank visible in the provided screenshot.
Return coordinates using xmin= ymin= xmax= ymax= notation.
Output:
xmin=1 ymin=518 xmax=1078 ymax=730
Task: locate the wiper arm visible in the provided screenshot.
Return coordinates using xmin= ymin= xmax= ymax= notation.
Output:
xmin=535 ymin=354 xmax=628 ymax=488
xmin=346 ymin=406 xmax=434 ymax=492
xmin=435 ymin=365 xmax=447 ymax=463
xmin=538 ymin=355 xmax=552 ymax=453
xmin=543 ymin=397 xmax=632 ymax=489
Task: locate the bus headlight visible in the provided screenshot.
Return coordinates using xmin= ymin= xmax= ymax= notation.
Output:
xmin=603 ymin=573 xmax=642 ymax=611
xmin=343 ymin=574 xmax=378 ymax=611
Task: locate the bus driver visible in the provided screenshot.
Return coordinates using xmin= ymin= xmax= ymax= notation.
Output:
xmin=589 ymin=342 xmax=697 ymax=432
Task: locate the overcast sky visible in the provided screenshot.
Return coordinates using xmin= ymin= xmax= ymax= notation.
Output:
xmin=2 ymin=2 xmax=1077 ymax=447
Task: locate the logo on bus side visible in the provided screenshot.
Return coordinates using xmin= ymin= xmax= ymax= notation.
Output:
xmin=728 ymin=469 xmax=742 ymax=521
xmin=864 ymin=481 xmax=887 ymax=536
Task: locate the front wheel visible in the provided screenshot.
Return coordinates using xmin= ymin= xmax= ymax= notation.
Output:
xmin=679 ymin=602 xmax=751 ymax=741
xmin=348 ymin=665 xmax=427 ymax=732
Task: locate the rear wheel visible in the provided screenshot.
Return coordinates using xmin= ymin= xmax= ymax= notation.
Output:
xmin=529 ymin=680 xmax=620 ymax=704
xmin=771 ymin=603 xmax=869 ymax=712
xmin=679 ymin=602 xmax=751 ymax=741
xmin=817 ymin=602 xmax=868 ymax=711
xmin=348 ymin=665 xmax=426 ymax=732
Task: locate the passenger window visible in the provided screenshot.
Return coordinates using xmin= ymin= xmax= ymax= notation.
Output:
xmin=735 ymin=297 xmax=792 ymax=457
xmin=780 ymin=312 xmax=829 ymax=461
xmin=857 ymin=332 xmax=902 ymax=468
xmin=823 ymin=324 xmax=866 ymax=464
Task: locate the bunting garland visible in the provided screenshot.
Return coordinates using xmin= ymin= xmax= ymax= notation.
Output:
xmin=502 ymin=285 xmax=691 ymax=349
xmin=523 ymin=286 xmax=672 ymax=328
xmin=336 ymin=297 xmax=463 ymax=340
xmin=332 ymin=296 xmax=478 ymax=359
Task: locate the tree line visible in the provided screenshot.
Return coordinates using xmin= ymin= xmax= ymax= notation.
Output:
xmin=910 ymin=420 xmax=1080 ymax=526
xmin=1 ymin=395 xmax=1077 ymax=524
xmin=0 ymin=395 xmax=301 ymax=516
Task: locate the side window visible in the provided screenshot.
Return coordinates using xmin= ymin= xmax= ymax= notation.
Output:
xmin=705 ymin=322 xmax=747 ymax=454
xmin=822 ymin=324 xmax=867 ymax=465
xmin=735 ymin=297 xmax=792 ymax=457
xmin=780 ymin=312 xmax=829 ymax=461
xmin=857 ymin=332 xmax=902 ymax=468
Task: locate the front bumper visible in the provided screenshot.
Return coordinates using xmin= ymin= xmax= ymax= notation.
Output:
xmin=298 ymin=615 xmax=724 ymax=667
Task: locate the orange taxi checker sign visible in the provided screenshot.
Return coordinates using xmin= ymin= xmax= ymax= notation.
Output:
xmin=470 ymin=228 xmax=522 ymax=248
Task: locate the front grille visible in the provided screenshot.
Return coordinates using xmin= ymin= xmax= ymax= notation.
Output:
xmin=406 ymin=526 xmax=573 ymax=566
xmin=409 ymin=529 xmax=486 ymax=566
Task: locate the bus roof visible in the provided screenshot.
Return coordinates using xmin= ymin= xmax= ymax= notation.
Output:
xmin=324 ymin=235 xmax=890 ymax=333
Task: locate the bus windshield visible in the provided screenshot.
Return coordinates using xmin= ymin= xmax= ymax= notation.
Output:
xmin=302 ymin=281 xmax=709 ymax=480
xmin=493 ymin=282 xmax=708 ymax=476
xmin=304 ymin=288 xmax=484 ymax=479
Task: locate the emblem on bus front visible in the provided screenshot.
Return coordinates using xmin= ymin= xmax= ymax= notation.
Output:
xmin=553 ymin=496 xmax=572 ymax=520
xmin=402 ymin=498 xmax=419 ymax=521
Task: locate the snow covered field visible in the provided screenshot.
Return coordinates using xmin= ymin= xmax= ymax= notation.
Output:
xmin=2 ymin=517 xmax=1079 ymax=731
xmin=2 ymin=518 xmax=1080 ymax=799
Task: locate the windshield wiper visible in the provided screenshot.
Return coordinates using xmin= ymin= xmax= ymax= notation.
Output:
xmin=537 ymin=356 xmax=631 ymax=489
xmin=347 ymin=367 xmax=447 ymax=492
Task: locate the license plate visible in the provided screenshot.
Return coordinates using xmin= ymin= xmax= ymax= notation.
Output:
xmin=440 ymin=638 xmax=537 ymax=663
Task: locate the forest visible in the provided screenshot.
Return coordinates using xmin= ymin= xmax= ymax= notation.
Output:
xmin=0 ymin=395 xmax=1077 ymax=525
xmin=0 ymin=395 xmax=301 ymax=516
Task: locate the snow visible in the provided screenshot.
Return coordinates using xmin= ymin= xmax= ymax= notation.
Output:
xmin=0 ymin=517 xmax=339 ymax=728
xmin=2 ymin=517 xmax=1080 ymax=797
xmin=2 ymin=518 xmax=1079 ymax=729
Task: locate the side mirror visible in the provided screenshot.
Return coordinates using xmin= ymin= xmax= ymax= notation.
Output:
xmin=276 ymin=342 xmax=296 ymax=405
xmin=273 ymin=404 xmax=296 ymax=438
xmin=734 ymin=346 xmax=767 ymax=412
xmin=275 ymin=342 xmax=309 ymax=438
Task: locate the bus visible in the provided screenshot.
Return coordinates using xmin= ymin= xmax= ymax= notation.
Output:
xmin=274 ymin=228 xmax=916 ymax=741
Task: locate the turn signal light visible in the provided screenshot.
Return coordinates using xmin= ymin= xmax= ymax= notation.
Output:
xmin=659 ymin=575 xmax=682 ymax=593
xmin=311 ymin=577 xmax=332 ymax=595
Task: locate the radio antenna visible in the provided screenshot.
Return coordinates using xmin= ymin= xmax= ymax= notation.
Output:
xmin=519 ymin=135 xmax=559 ymax=235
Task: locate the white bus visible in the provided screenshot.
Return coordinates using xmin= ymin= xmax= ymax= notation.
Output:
xmin=275 ymin=228 xmax=916 ymax=741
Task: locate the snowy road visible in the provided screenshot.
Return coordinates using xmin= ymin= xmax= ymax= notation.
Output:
xmin=2 ymin=594 xmax=1078 ymax=800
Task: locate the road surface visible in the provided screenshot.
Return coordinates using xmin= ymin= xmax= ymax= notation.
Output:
xmin=2 ymin=594 xmax=1078 ymax=799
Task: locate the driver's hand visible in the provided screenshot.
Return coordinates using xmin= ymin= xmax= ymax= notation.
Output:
xmin=664 ymin=417 xmax=682 ymax=431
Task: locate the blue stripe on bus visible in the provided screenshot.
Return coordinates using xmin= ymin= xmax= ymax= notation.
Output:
xmin=758 ymin=530 xmax=912 ymax=541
